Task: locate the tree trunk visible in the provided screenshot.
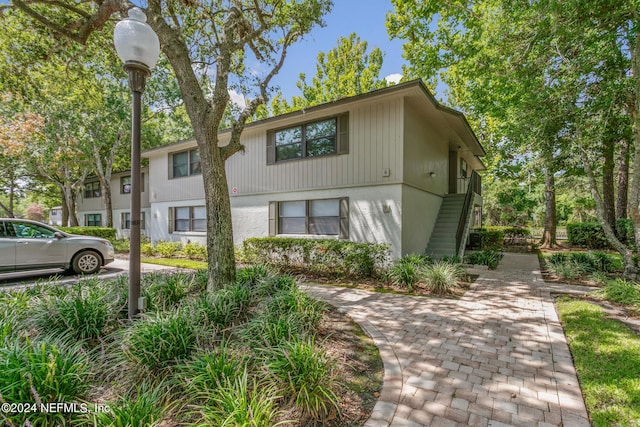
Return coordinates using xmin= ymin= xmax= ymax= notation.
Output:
xmin=602 ymin=134 xmax=616 ymax=227
xmin=101 ymin=179 xmax=113 ymax=228
xmin=616 ymin=137 xmax=630 ymax=220
xmin=539 ymin=156 xmax=557 ymax=248
xmin=199 ymin=133 xmax=237 ymax=290
xmin=61 ymin=190 xmax=69 ymax=226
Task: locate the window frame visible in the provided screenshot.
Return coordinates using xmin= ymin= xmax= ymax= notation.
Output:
xmin=170 ymin=148 xmax=201 ymax=179
xmin=267 ymin=112 xmax=349 ymax=165
xmin=121 ymin=176 xmax=132 ymax=194
xmin=270 ymin=198 xmax=349 ymax=238
xmin=121 ymin=212 xmax=145 ymax=230
xmin=85 ymin=213 xmax=102 ymax=227
xmin=169 ymin=206 xmax=206 ymax=233
xmin=84 ymin=182 xmax=101 ymax=199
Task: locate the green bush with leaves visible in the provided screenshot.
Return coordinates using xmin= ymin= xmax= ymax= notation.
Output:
xmin=567 ymin=222 xmax=610 ymax=249
xmin=465 ymin=250 xmax=503 ymax=269
xmin=141 ymin=242 xmax=156 ymax=256
xmin=142 ymin=272 xmax=192 ymax=311
xmin=178 ymin=347 xmax=246 ymax=398
xmin=31 ymin=279 xmax=117 ymax=342
xmin=155 ymin=241 xmax=182 ymax=258
xmin=0 ymin=291 xmax=30 ymax=344
xmin=193 ymin=283 xmax=252 ymax=329
xmin=92 ymin=382 xmax=170 ymax=427
xmin=235 ymin=264 xmax=275 ymax=288
xmin=265 ymin=338 xmax=339 ymax=421
xmin=58 ymin=226 xmax=116 ymax=240
xmin=388 ymin=262 xmax=421 ymax=290
xmin=594 ymin=279 xmax=640 ymax=307
xmin=181 ymin=242 xmax=207 ymax=260
xmin=0 ymin=339 xmax=90 ymax=426
xmin=194 ymin=370 xmax=285 ymax=427
xmin=422 ymin=261 xmax=463 ymax=295
xmin=119 ymin=310 xmax=199 ymax=374
xmin=243 ymin=237 xmax=390 ymax=278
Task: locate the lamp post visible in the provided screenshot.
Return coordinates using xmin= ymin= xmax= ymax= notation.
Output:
xmin=114 ymin=7 xmax=160 ymax=319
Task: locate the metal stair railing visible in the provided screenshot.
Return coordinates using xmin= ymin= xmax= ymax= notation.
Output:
xmin=455 ymin=171 xmax=481 ymax=254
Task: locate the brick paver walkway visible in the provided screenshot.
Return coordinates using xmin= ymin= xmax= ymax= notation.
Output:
xmin=304 ymin=253 xmax=592 ymax=427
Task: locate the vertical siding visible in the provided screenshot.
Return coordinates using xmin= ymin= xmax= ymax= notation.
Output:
xmin=402 ymin=100 xmax=449 ymax=194
xmin=224 ymin=95 xmax=404 ymax=196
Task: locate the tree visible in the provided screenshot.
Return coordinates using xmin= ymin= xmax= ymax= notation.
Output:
xmin=3 ymin=0 xmax=332 ymax=289
xmin=272 ymin=33 xmax=388 ymax=113
xmin=387 ymin=0 xmax=640 ymax=277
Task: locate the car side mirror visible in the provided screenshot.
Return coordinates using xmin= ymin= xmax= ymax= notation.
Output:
xmin=54 ymin=232 xmax=65 ymax=239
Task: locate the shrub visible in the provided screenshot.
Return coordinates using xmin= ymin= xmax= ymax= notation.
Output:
xmin=255 ymin=275 xmax=297 ymax=298
xmin=31 ymin=279 xmax=115 ymax=342
xmin=595 ymin=279 xmax=640 ymax=307
xmin=590 ymin=251 xmax=617 ymax=273
xmin=476 ymin=228 xmax=505 ymax=250
xmin=59 ymin=226 xmax=116 ymax=240
xmin=141 ymin=242 xmax=156 ymax=256
xmin=465 ymin=250 xmax=502 ymax=269
xmin=112 ymin=238 xmax=130 ymax=253
xmin=265 ymin=338 xmax=339 ymax=421
xmin=192 ymin=283 xmax=252 ymax=329
xmin=0 ymin=291 xmax=30 ymax=344
xmin=240 ymin=312 xmax=309 ymax=348
xmin=550 ymin=260 xmax=590 ymax=280
xmin=0 ymin=339 xmax=90 ymax=426
xmin=92 ymin=382 xmax=169 ymax=427
xmin=155 ymin=241 xmax=182 ymax=257
xmin=120 ymin=310 xmax=198 ymax=374
xmin=177 ymin=347 xmax=246 ymax=397
xmin=266 ymin=286 xmax=325 ymax=329
xmin=423 ymin=261 xmax=463 ymax=295
xmin=567 ymin=222 xmax=610 ymax=249
xmin=195 ymin=370 xmax=284 ymax=426
xmin=387 ymin=262 xmax=421 ymax=290
xmin=615 ymin=218 xmax=635 ymax=249
xmin=142 ymin=272 xmax=192 ymax=312
xmin=181 ymin=242 xmax=207 ymax=260
xmin=243 ymin=237 xmax=390 ymax=278
xmin=235 ymin=264 xmax=275 ymax=288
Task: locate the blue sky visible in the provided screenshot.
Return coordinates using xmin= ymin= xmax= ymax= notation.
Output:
xmin=269 ymin=0 xmax=407 ymax=100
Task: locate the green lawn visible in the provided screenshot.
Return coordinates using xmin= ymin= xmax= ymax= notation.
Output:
xmin=556 ymin=297 xmax=640 ymax=426
xmin=141 ymin=257 xmax=207 ymax=269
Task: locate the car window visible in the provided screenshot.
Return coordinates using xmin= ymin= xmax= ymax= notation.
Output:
xmin=9 ymin=222 xmax=56 ymax=239
xmin=0 ymin=222 xmax=5 ymax=238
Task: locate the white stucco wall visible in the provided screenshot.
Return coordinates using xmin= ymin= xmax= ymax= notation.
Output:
xmin=149 ymin=184 xmax=404 ymax=258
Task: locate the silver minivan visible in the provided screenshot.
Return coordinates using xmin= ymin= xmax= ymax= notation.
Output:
xmin=0 ymin=219 xmax=115 ymax=275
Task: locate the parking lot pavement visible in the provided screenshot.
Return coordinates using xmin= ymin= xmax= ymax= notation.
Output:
xmin=0 ymin=259 xmax=178 ymax=289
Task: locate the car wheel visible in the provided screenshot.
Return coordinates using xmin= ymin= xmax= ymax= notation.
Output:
xmin=72 ymin=250 xmax=102 ymax=274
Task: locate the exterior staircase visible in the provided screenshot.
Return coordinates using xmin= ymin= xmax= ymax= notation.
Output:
xmin=425 ymin=194 xmax=468 ymax=259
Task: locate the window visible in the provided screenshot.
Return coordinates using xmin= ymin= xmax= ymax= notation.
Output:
xmin=7 ymin=221 xmax=56 ymax=239
xmin=169 ymin=206 xmax=206 ymax=232
xmin=85 ymin=214 xmax=102 ymax=227
xmin=121 ymin=176 xmax=131 ymax=194
xmin=270 ymin=198 xmax=348 ymax=237
xmin=84 ymin=182 xmax=101 ymax=198
xmin=171 ymin=149 xmax=201 ymax=178
xmin=267 ymin=112 xmax=349 ymax=164
xmin=121 ymin=212 xmax=145 ymax=230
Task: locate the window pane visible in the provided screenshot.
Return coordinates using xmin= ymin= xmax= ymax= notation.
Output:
xmin=275 ymin=127 xmax=302 ymax=146
xmin=306 ymin=119 xmax=336 ymax=139
xmin=280 ymin=201 xmax=306 ymax=217
xmin=310 ymin=199 xmax=339 ymax=217
xmin=176 ymin=207 xmax=190 ymax=220
xmin=123 ymin=212 xmax=131 ymax=229
xmin=175 ymin=207 xmax=190 ymax=230
xmin=190 ymin=150 xmax=201 ymax=175
xmin=173 ymin=152 xmax=189 ymax=177
xmin=309 ymin=217 xmax=340 ymax=235
xmin=306 ymin=137 xmax=336 ymax=157
xmin=193 ymin=206 xmax=206 ymax=219
xmin=280 ymin=218 xmax=306 ymax=234
xmin=276 ymin=143 xmax=302 ymax=161
xmin=192 ymin=219 xmax=206 ymax=231
xmin=121 ymin=176 xmax=131 ymax=194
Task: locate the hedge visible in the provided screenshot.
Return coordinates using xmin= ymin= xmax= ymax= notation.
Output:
xmin=471 ymin=226 xmax=530 ymax=251
xmin=567 ymin=220 xmax=637 ymax=250
xmin=59 ymin=226 xmax=116 ymax=240
xmin=242 ymin=237 xmax=391 ymax=278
